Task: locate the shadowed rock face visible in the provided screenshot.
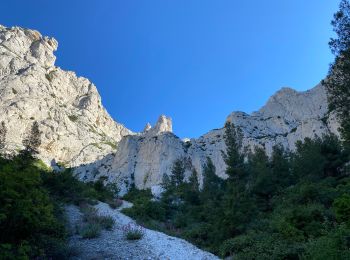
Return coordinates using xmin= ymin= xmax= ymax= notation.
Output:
xmin=0 ymin=25 xmax=132 ymax=166
xmin=0 ymin=25 xmax=340 ymax=194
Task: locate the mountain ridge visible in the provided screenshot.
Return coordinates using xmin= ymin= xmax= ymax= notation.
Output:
xmin=0 ymin=25 xmax=339 ymax=194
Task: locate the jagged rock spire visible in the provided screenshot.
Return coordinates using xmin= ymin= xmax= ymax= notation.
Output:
xmin=143 ymin=123 xmax=152 ymax=132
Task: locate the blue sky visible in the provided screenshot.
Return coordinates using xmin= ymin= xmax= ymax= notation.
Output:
xmin=1 ymin=1 xmax=340 ymax=138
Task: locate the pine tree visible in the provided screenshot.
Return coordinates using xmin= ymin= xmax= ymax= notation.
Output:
xmin=222 ymin=122 xmax=244 ymax=182
xmin=324 ymin=0 xmax=350 ymax=145
xmin=0 ymin=121 xmax=7 ymax=152
xmin=184 ymin=168 xmax=200 ymax=205
xmin=170 ymin=159 xmax=185 ymax=187
xmin=22 ymin=121 xmax=41 ymax=155
xmin=188 ymin=168 xmax=199 ymax=193
xmin=221 ymin=123 xmax=256 ymax=237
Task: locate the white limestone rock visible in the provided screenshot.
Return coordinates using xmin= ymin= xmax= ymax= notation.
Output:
xmin=0 ymin=25 xmax=340 ymax=194
xmin=0 ymin=25 xmax=132 ymax=167
xmin=75 ymin=115 xmax=192 ymax=193
xmin=77 ymin=84 xmax=339 ymax=192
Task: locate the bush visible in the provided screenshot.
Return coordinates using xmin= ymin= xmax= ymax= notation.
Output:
xmin=77 ymin=204 xmax=115 ymax=238
xmin=122 ymin=188 xmax=166 ymax=222
xmin=68 ymin=115 xmax=79 ymax=122
xmin=79 ymin=224 xmax=101 ymax=239
xmin=123 ymin=223 xmax=144 ymax=240
xmin=42 ymin=170 xmax=117 ymax=205
xmin=108 ymin=198 xmax=123 ymax=209
xmin=0 ymin=153 xmax=119 ymax=258
xmin=302 ymin=225 xmax=350 ymax=259
xmin=99 ymin=216 xmax=115 ymax=230
xmin=333 ymin=194 xmax=350 ymax=225
xmin=0 ymin=155 xmax=67 ymax=259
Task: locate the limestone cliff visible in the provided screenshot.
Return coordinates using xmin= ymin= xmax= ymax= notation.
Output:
xmin=76 ymin=84 xmax=339 ymax=194
xmin=0 ymin=25 xmax=340 ymax=194
xmin=0 ymin=25 xmax=132 ymax=166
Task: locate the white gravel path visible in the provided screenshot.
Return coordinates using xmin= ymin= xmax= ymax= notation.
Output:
xmin=66 ymin=201 xmax=219 ymax=260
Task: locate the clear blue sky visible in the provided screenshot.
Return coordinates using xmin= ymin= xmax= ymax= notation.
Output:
xmin=1 ymin=1 xmax=340 ymax=138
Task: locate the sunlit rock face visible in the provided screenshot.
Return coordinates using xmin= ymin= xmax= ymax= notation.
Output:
xmin=0 ymin=25 xmax=339 ymax=194
xmin=75 ymin=84 xmax=339 ymax=194
xmin=226 ymin=84 xmax=339 ymax=156
xmin=0 ymin=25 xmax=132 ymax=167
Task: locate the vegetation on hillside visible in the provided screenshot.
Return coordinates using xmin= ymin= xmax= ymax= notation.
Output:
xmin=2 ymin=1 xmax=350 ymax=259
xmin=325 ymin=0 xmax=350 ymax=146
xmin=123 ymin=123 xmax=350 ymax=258
xmin=0 ymin=122 xmax=118 ymax=259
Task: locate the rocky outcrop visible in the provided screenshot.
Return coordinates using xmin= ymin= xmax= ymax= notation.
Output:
xmin=0 ymin=25 xmax=132 ymax=166
xmin=76 ymin=84 xmax=339 ymax=194
xmin=0 ymin=25 xmax=340 ymax=194
xmin=226 ymin=85 xmax=339 ymax=155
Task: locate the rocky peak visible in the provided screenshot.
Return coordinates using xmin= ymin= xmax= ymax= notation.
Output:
xmin=0 ymin=25 xmax=132 ymax=166
xmin=147 ymin=115 xmax=172 ymax=135
xmin=0 ymin=25 xmax=58 ymax=70
xmin=143 ymin=123 xmax=152 ymax=132
xmin=255 ymin=84 xmax=328 ymax=121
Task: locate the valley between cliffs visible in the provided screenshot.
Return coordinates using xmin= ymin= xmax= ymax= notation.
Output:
xmin=0 ymin=25 xmax=340 ymax=196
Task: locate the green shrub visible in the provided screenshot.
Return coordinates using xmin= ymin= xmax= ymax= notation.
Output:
xmin=302 ymin=225 xmax=350 ymax=259
xmin=99 ymin=216 xmax=115 ymax=230
xmin=123 ymin=223 xmax=144 ymax=240
xmin=107 ymin=198 xmax=123 ymax=209
xmin=333 ymin=194 xmax=350 ymax=225
xmin=78 ymin=204 xmax=115 ymax=235
xmin=0 ymin=155 xmax=67 ymax=259
xmin=68 ymin=115 xmax=79 ymax=122
xmin=79 ymin=224 xmax=101 ymax=239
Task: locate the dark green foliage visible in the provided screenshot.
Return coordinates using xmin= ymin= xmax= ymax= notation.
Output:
xmin=329 ymin=0 xmax=350 ymax=56
xmin=108 ymin=198 xmax=123 ymax=209
xmin=22 ymin=121 xmax=41 ymax=155
xmin=122 ymin=188 xmax=166 ymax=222
xmin=123 ymin=134 xmax=350 ymax=258
xmin=0 ymin=155 xmax=66 ymax=259
xmin=79 ymin=223 xmax=101 ymax=239
xmin=0 ymin=121 xmax=6 ymax=152
xmin=302 ymin=225 xmax=350 ymax=260
xmin=0 ymin=152 xmax=118 ymax=259
xmin=76 ymin=204 xmax=114 ymax=239
xmin=99 ymin=216 xmax=115 ymax=230
xmin=68 ymin=115 xmax=79 ymax=122
xmin=292 ymin=135 xmax=348 ymax=180
xmin=170 ymin=159 xmax=185 ymax=187
xmin=43 ymin=169 xmax=98 ymax=205
xmin=123 ymin=223 xmax=144 ymax=240
xmin=325 ymin=0 xmax=350 ymax=145
xmin=43 ymin=171 xmax=117 ymax=205
xmin=222 ymin=122 xmax=244 ymax=181
xmin=333 ymin=194 xmax=350 ymax=225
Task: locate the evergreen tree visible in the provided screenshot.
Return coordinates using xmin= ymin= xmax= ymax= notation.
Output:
xmin=222 ymin=122 xmax=245 ymax=182
xmin=201 ymin=157 xmax=224 ymax=202
xmin=0 ymin=121 xmax=7 ymax=152
xmin=188 ymin=168 xmax=199 ymax=193
xmin=324 ymin=0 xmax=350 ymax=145
xmin=221 ymin=122 xmax=256 ymax=237
xmin=248 ymin=147 xmax=273 ymax=210
xmin=183 ymin=168 xmax=200 ymax=205
xmin=170 ymin=159 xmax=185 ymax=187
xmin=22 ymin=121 xmax=41 ymax=155
xmin=270 ymin=145 xmax=292 ymax=188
